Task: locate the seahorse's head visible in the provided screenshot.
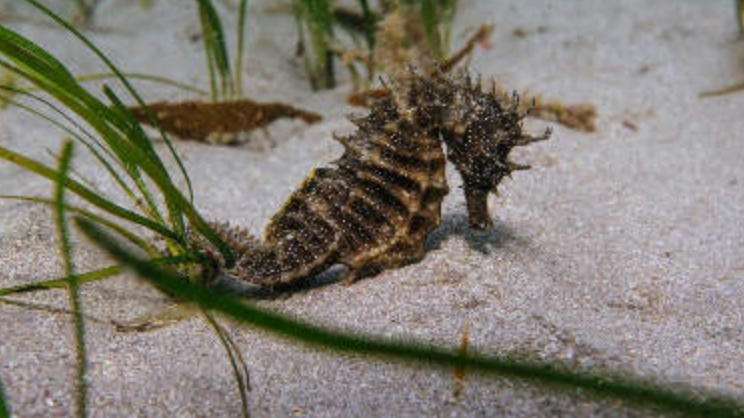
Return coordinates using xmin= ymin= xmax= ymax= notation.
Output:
xmin=390 ymin=69 xmax=524 ymax=142
xmin=393 ymin=69 xmax=551 ymax=229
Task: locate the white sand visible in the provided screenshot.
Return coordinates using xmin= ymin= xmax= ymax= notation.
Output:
xmin=1 ymin=0 xmax=744 ymax=416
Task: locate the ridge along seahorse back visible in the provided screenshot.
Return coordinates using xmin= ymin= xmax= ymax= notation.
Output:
xmin=198 ymin=69 xmax=551 ymax=288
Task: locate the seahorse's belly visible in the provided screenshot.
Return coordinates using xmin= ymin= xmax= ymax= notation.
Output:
xmin=254 ymin=132 xmax=448 ymax=285
xmin=333 ymin=134 xmax=448 ymax=270
xmin=257 ymin=167 xmax=350 ymax=285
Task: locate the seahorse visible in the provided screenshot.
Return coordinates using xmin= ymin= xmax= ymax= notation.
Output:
xmin=201 ymin=70 xmax=551 ymax=288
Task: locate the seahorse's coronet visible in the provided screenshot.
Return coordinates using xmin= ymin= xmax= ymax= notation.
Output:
xmin=199 ymin=69 xmax=550 ymax=287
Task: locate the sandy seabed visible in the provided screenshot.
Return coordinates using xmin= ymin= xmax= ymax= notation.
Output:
xmin=1 ymin=0 xmax=744 ymax=417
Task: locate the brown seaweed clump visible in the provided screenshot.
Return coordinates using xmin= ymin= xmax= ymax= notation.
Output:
xmin=129 ymin=99 xmax=322 ymax=145
xmin=488 ymin=83 xmax=598 ymax=133
xmin=526 ymin=97 xmax=597 ymax=133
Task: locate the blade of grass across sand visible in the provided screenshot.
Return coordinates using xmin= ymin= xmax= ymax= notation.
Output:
xmin=202 ymin=311 xmax=251 ymax=418
xmin=0 ymin=255 xmax=195 ymax=297
xmin=235 ymin=0 xmax=248 ymax=96
xmin=0 ymin=19 xmax=235 ymax=267
xmin=196 ymin=0 xmax=234 ymax=100
xmin=293 ymin=0 xmax=335 ymax=89
xmin=54 ymin=142 xmax=88 ymax=418
xmin=77 ymin=218 xmax=744 ymax=418
xmin=309 ymin=0 xmax=335 ymax=89
xmin=200 ymin=9 xmax=218 ymax=101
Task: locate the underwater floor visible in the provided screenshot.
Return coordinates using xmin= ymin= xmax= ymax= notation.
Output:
xmin=1 ymin=0 xmax=743 ymax=416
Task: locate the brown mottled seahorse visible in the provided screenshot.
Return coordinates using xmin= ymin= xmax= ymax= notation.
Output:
xmin=200 ymin=70 xmax=551 ymax=288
